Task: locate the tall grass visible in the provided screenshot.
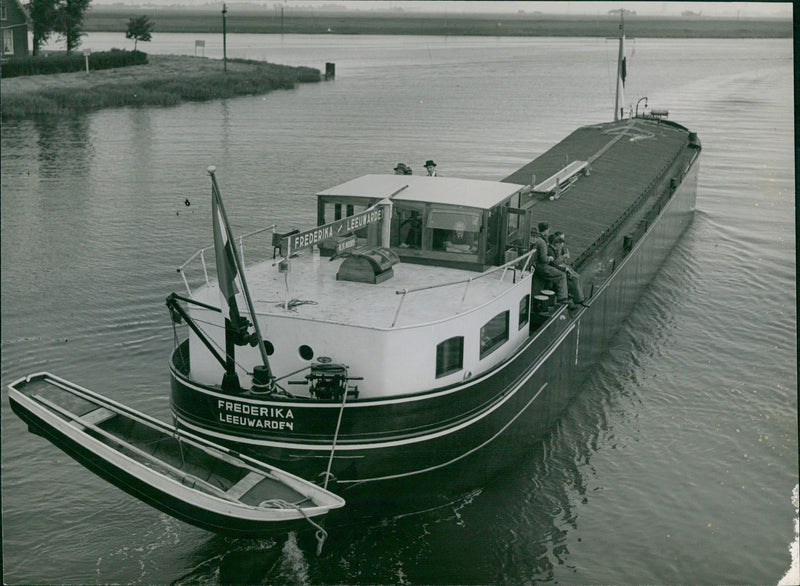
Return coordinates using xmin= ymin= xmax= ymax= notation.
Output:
xmin=1 ymin=58 xmax=321 ymax=118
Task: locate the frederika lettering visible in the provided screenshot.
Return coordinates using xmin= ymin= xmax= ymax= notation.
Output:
xmin=217 ymin=400 xmax=295 ymax=431
xmin=288 ymin=208 xmax=383 ymax=253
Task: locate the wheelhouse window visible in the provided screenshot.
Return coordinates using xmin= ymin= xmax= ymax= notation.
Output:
xmin=484 ymin=206 xmax=502 ymax=263
xmin=519 ymin=295 xmax=530 ymax=329
xmin=426 ymin=207 xmax=481 ymax=254
xmin=480 ymin=311 xmax=509 ymax=359
xmin=391 ymin=205 xmax=423 ymax=249
xmin=436 ymin=336 xmax=464 ymax=378
xmin=317 ymin=197 xmax=375 ymax=239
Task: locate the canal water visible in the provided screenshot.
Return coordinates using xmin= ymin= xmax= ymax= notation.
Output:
xmin=1 ymin=33 xmax=796 ymax=584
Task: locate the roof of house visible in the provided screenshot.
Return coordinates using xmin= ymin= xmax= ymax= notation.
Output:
xmin=3 ymin=0 xmax=33 ymax=26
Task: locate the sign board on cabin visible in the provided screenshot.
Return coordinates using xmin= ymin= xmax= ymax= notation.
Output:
xmin=282 ymin=207 xmax=384 ymax=256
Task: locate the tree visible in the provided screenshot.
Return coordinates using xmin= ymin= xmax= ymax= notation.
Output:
xmin=125 ymin=16 xmax=154 ymax=51
xmin=55 ymin=0 xmax=92 ymax=54
xmin=29 ymin=0 xmax=60 ymax=56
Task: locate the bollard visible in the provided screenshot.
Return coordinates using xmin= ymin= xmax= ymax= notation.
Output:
xmin=325 ymin=62 xmax=335 ymax=80
xmin=540 ymin=289 xmax=555 ymax=308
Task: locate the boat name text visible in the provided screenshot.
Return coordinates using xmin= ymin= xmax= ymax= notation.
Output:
xmin=217 ymin=400 xmax=294 ymax=431
xmin=285 ymin=208 xmax=383 ymax=253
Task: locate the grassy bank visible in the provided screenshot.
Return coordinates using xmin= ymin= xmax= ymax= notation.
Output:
xmin=85 ymin=8 xmax=792 ymax=38
xmin=0 ymin=55 xmax=321 ymax=118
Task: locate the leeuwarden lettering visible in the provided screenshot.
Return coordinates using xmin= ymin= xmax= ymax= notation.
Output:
xmin=217 ymin=400 xmax=294 ymax=431
xmin=287 ymin=208 xmax=383 ymax=253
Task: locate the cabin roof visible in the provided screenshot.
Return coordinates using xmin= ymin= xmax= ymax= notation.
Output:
xmin=502 ymin=118 xmax=694 ymax=263
xmin=317 ymin=174 xmax=526 ymax=210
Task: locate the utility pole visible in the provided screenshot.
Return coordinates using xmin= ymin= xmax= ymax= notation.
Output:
xmin=222 ymin=3 xmax=228 ymax=72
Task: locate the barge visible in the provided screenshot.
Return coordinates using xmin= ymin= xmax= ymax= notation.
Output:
xmin=168 ymin=110 xmax=699 ymax=502
xmin=9 ymin=20 xmax=701 ymax=530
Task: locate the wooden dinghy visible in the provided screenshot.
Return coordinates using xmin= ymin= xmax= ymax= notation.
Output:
xmin=7 ymin=372 xmax=345 ymax=538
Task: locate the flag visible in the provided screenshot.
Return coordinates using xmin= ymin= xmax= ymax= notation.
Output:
xmin=211 ymin=182 xmax=239 ymax=315
xmin=621 ymin=56 xmax=627 ymax=87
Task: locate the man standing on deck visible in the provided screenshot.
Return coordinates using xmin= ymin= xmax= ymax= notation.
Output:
xmin=531 ymin=222 xmax=569 ymax=304
xmin=424 ymin=160 xmax=438 ymax=176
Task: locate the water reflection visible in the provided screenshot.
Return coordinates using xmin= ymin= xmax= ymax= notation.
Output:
xmin=163 ymin=406 xmax=618 ymax=585
xmin=129 ymin=107 xmax=154 ymax=175
xmin=33 ymin=115 xmax=94 ymax=178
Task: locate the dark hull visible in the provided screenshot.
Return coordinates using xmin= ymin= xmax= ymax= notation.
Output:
xmin=170 ymin=148 xmax=700 ymax=501
xmin=9 ymin=393 xmax=323 ymax=538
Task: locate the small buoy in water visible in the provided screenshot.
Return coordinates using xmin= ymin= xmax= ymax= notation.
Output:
xmin=184 ymin=198 xmax=191 ymax=207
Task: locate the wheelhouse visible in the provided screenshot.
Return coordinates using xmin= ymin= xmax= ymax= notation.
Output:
xmin=316 ymin=175 xmax=531 ymax=271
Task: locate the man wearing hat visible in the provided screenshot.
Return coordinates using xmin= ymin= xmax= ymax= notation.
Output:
xmin=424 ymin=160 xmax=438 ymax=177
xmin=394 ymin=163 xmax=408 ymax=175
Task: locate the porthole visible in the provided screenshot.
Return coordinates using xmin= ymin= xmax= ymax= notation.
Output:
xmin=299 ymin=345 xmax=314 ymax=360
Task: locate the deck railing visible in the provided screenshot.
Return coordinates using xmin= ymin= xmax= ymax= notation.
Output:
xmin=391 ymin=248 xmax=537 ymax=327
xmin=177 ymin=224 xmax=277 ymax=296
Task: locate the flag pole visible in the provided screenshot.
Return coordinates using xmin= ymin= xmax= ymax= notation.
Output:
xmin=614 ymin=12 xmax=625 ymax=121
xmin=207 ymin=166 xmax=273 ymax=382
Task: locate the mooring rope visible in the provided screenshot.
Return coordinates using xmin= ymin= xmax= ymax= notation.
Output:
xmin=323 ymin=389 xmax=349 ymax=491
xmin=258 ymin=498 xmax=328 ymax=555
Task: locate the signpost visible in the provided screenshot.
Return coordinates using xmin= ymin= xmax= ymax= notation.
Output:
xmin=221 ymin=3 xmax=227 ymax=72
xmin=83 ymin=49 xmax=91 ymax=73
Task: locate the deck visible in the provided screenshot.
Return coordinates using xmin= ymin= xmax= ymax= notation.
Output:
xmin=194 ymin=253 xmax=520 ymax=330
xmin=503 ymin=118 xmax=692 ymax=265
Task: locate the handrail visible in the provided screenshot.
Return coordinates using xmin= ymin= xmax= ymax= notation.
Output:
xmin=391 ymin=247 xmax=536 ymax=327
xmin=176 ymin=223 xmax=278 ymax=296
xmin=395 ymin=247 xmax=536 ymax=296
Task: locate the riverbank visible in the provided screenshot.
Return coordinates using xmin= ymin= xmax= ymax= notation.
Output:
xmin=85 ymin=9 xmax=792 ymax=38
xmin=0 ymin=54 xmax=321 ymax=118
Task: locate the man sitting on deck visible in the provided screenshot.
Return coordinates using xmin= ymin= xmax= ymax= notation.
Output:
xmin=549 ymin=231 xmax=588 ymax=307
xmin=530 ymin=222 xmax=569 ymax=304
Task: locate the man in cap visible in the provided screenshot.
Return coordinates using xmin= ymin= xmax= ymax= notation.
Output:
xmin=424 ymin=160 xmax=438 ymax=176
xmin=394 ymin=163 xmax=408 ymax=175
xmin=530 ymin=221 xmax=569 ymax=305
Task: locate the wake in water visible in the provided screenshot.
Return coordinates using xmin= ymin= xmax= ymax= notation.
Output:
xmin=778 ymin=485 xmax=799 ymax=585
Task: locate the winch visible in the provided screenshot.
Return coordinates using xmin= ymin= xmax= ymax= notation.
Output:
xmin=290 ymin=362 xmax=361 ymax=401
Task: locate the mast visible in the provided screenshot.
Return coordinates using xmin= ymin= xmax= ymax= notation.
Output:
xmin=208 ymin=167 xmax=273 ymax=390
xmin=614 ymin=12 xmax=625 ymax=121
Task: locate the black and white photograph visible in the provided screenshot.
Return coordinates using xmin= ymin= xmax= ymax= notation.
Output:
xmin=1 ymin=1 xmax=796 ymax=584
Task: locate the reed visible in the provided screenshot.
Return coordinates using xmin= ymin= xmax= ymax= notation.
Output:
xmin=1 ymin=55 xmax=321 ymax=118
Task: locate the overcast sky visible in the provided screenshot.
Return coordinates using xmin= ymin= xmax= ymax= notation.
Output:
xmin=90 ymin=1 xmax=793 ymax=19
